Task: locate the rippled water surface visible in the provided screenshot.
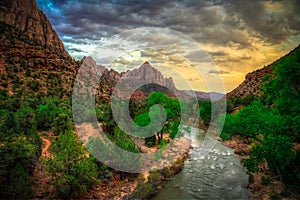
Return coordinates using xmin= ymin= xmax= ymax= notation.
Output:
xmin=151 ymin=128 xmax=251 ymax=200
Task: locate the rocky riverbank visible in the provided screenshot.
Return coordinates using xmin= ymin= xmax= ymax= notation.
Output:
xmin=75 ymin=123 xmax=192 ymax=199
xmin=220 ymin=136 xmax=287 ymax=200
xmin=122 ymin=137 xmax=191 ymax=200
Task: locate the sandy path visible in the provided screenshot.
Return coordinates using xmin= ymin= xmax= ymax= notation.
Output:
xmin=41 ymin=137 xmax=51 ymax=157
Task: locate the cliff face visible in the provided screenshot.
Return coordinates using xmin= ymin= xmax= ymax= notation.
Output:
xmin=95 ymin=62 xmax=177 ymax=102
xmin=0 ymin=21 xmax=78 ymax=97
xmin=0 ymin=0 xmax=69 ymax=57
xmin=227 ymin=45 xmax=300 ymax=100
xmin=227 ymin=65 xmax=272 ymax=99
xmin=0 ymin=0 xmax=77 ymax=97
xmin=124 ymin=62 xmax=176 ymax=91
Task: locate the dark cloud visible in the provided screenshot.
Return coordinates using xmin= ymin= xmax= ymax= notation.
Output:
xmin=227 ymin=57 xmax=242 ymax=63
xmin=36 ymin=0 xmax=300 ymax=52
xmin=224 ymin=0 xmax=300 ymax=44
xmin=241 ymin=54 xmax=251 ymax=60
xmin=67 ymin=47 xmax=87 ymax=53
xmin=185 ymin=50 xmax=212 ymax=63
xmin=209 ymin=51 xmax=228 ymax=57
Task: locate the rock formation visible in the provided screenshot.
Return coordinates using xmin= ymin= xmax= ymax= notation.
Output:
xmin=0 ymin=0 xmax=77 ymax=97
xmin=227 ymin=65 xmax=272 ymax=99
xmin=124 ymin=62 xmax=176 ymax=91
xmin=94 ymin=61 xmax=177 ymax=102
xmin=227 ymin=44 xmax=300 ymax=99
xmin=94 ymin=60 xmax=222 ymax=101
xmin=0 ymin=0 xmax=70 ymax=57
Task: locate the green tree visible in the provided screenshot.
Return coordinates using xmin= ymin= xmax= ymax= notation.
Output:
xmin=0 ymin=133 xmax=39 ymax=198
xmin=113 ymin=127 xmax=139 ymax=153
xmin=146 ymin=92 xmax=181 ymax=142
xmin=51 ymin=113 xmax=73 ymax=135
xmin=113 ymin=127 xmax=140 ymax=179
xmin=199 ymin=100 xmax=211 ymax=125
xmin=134 ymin=112 xmax=157 ymax=147
xmin=244 ymin=134 xmax=295 ymax=187
xmin=0 ymin=110 xmax=19 ymax=135
xmin=45 ymin=131 xmax=98 ymax=198
xmin=7 ymin=163 xmax=32 ymax=199
xmin=15 ymin=106 xmax=37 ymax=134
xmin=219 ymin=101 xmax=283 ymax=141
xmin=169 ymin=121 xmax=180 ymax=139
xmin=96 ymin=103 xmax=116 ymax=134
xmin=262 ymin=48 xmax=300 ymax=140
xmin=36 ymin=99 xmax=60 ymax=130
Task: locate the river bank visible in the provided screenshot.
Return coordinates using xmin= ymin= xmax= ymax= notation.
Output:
xmin=122 ymin=136 xmax=191 ymax=199
xmin=150 ymin=128 xmax=251 ymax=199
xmin=72 ymin=123 xmax=191 ymax=199
xmin=35 ymin=127 xmax=254 ymax=199
xmin=220 ymin=136 xmax=288 ymax=200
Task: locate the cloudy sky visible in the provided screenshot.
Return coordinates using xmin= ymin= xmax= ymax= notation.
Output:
xmin=37 ymin=0 xmax=300 ymax=93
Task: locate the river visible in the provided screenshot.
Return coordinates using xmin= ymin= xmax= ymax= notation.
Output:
xmin=151 ymin=128 xmax=252 ymax=200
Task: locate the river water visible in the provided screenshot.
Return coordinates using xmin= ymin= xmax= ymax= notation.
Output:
xmin=151 ymin=128 xmax=251 ymax=200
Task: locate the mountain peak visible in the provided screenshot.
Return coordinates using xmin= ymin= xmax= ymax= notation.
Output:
xmin=140 ymin=61 xmax=155 ymax=69
xmin=0 ymin=0 xmax=70 ymax=57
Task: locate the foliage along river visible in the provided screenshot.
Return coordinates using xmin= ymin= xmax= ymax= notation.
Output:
xmin=151 ymin=128 xmax=252 ymax=200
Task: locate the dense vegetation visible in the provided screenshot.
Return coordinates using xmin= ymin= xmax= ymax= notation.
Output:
xmin=45 ymin=131 xmax=98 ymax=198
xmin=0 ymin=84 xmax=213 ymax=199
xmin=219 ymin=46 xmax=300 ymax=194
xmin=0 ymin=94 xmax=77 ymax=198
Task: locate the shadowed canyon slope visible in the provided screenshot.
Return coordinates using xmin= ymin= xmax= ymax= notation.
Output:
xmin=227 ymin=44 xmax=300 ymax=99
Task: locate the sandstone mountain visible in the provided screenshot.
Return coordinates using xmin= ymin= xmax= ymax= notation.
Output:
xmin=124 ymin=62 xmax=176 ymax=91
xmin=122 ymin=62 xmax=224 ymax=101
xmin=226 ymin=65 xmax=272 ymax=99
xmin=79 ymin=57 xmax=179 ymax=103
xmin=0 ymin=0 xmax=78 ymax=97
xmin=79 ymin=57 xmax=222 ymax=103
xmin=0 ymin=0 xmax=69 ymax=57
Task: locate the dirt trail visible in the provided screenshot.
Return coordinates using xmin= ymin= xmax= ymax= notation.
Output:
xmin=31 ymin=135 xmax=53 ymax=198
xmin=41 ymin=137 xmax=51 ymax=157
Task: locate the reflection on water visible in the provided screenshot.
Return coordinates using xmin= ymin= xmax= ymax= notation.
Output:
xmin=151 ymin=128 xmax=251 ymax=200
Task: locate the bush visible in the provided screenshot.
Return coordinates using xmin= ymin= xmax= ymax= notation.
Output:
xmin=51 ymin=113 xmax=73 ymax=135
xmin=7 ymin=163 xmax=33 ymax=199
xmin=145 ymin=135 xmax=156 ymax=147
xmin=45 ymin=131 xmax=98 ymax=198
xmin=262 ymin=176 xmax=271 ymax=185
xmin=98 ymin=164 xmax=113 ymax=182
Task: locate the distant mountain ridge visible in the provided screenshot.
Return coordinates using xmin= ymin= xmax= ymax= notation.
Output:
xmin=82 ymin=57 xmax=224 ymax=102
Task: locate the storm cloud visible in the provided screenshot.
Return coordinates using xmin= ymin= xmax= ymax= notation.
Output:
xmin=37 ymin=0 xmax=300 ymax=50
xmin=36 ymin=0 xmax=300 ymax=92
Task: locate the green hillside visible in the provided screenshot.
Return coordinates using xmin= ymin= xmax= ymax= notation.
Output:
xmin=219 ymin=45 xmax=300 ymax=198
